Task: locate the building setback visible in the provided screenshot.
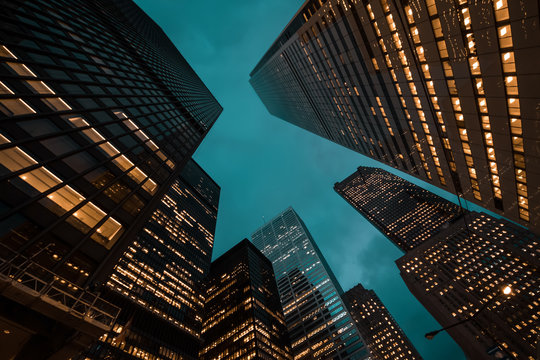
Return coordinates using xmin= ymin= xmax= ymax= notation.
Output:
xmin=79 ymin=160 xmax=219 ymax=360
xmin=250 ymin=0 xmax=540 ymax=234
xmin=199 ymin=239 xmax=292 ymax=360
xmin=343 ymin=284 xmax=423 ymax=360
xmin=0 ymin=0 xmax=221 ymax=358
xmin=336 ymin=167 xmax=539 ymax=359
xmin=335 ymin=166 xmax=462 ymax=252
xmin=252 ymin=207 xmax=369 ymax=360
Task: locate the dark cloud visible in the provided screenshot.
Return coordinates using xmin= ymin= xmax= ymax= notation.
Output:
xmin=135 ymin=1 xmax=466 ymax=358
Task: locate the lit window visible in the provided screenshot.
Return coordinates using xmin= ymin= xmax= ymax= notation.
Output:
xmin=437 ymin=40 xmax=448 ymax=58
xmin=426 ymin=0 xmax=437 ymax=16
xmin=494 ymin=0 xmax=510 ymax=22
xmin=0 ymin=98 xmax=36 ymax=116
xmin=443 ymin=61 xmax=453 ymax=77
xmin=512 ymin=136 xmax=524 ymax=152
xmin=507 ymin=98 xmax=520 ymax=116
xmin=478 ymin=98 xmax=488 ymax=113
xmin=509 ymin=118 xmax=522 ymax=135
xmin=431 ymin=18 xmax=443 ymax=38
xmin=68 ymin=117 xmax=157 ymax=194
xmin=468 ymin=57 xmax=481 ymax=75
xmin=498 ymin=25 xmax=513 ymax=48
xmin=505 ymin=76 xmax=518 ymax=95
xmin=0 ymin=133 xmax=122 ymax=247
xmin=501 ymin=52 xmax=515 ymax=72
xmin=461 ymin=8 xmax=471 ymax=29
xmin=475 ymin=79 xmax=484 ymax=94
xmin=0 ymin=45 xmax=17 ymax=58
xmin=485 ymin=132 xmax=494 ymax=146
xmin=24 ymin=80 xmax=54 ymax=94
xmin=5 ymin=62 xmax=37 ymax=77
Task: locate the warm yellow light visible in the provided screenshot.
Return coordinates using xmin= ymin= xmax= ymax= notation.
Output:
xmin=502 ymin=285 xmax=512 ymax=295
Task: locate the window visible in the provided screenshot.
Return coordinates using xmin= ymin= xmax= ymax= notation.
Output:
xmin=509 ymin=118 xmax=522 ymax=135
xmin=512 ymin=136 xmax=524 ymax=152
xmin=507 ymin=98 xmax=520 ymax=116
xmin=475 ymin=79 xmax=484 ymax=95
xmin=494 ymin=0 xmax=509 ymax=22
xmin=469 ymin=57 xmax=481 ymax=75
xmin=505 ymin=76 xmax=518 ymax=95
xmin=5 ymin=62 xmax=37 ymax=77
xmin=498 ymin=25 xmax=513 ymax=48
xmin=437 ymin=40 xmax=448 ymax=58
xmin=0 ymin=99 xmax=36 ymax=116
xmin=431 ymin=18 xmax=443 ymax=38
xmin=0 ymin=132 xmax=122 ymax=247
xmin=501 ymin=52 xmax=515 ymax=72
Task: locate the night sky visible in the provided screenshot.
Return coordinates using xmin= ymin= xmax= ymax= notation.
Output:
xmin=133 ymin=1 xmax=474 ymax=358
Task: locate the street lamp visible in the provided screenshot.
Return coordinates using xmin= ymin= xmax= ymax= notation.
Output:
xmin=425 ymin=285 xmax=513 ymax=340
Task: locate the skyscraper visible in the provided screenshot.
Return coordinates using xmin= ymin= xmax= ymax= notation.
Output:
xmin=335 ymin=166 xmax=462 ymax=251
xmin=0 ymin=0 xmax=221 ymax=358
xmin=250 ymin=0 xmax=540 ymax=234
xmin=397 ymin=213 xmax=539 ymax=360
xmin=80 ymin=159 xmax=219 ymax=360
xmin=343 ymin=284 xmax=423 ymax=360
xmin=252 ymin=207 xmax=369 ymax=360
xmin=200 ymin=239 xmax=292 ymax=360
xmin=336 ymin=167 xmax=539 ymax=359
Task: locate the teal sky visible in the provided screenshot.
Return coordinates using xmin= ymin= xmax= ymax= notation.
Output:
xmin=133 ymin=1 xmax=475 ymax=358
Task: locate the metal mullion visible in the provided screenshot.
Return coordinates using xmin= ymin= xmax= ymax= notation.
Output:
xmin=0 ymin=124 xmax=177 ymax=222
xmin=7 ymin=129 xmax=180 ymax=266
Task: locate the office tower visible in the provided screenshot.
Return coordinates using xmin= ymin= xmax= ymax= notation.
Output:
xmin=397 ymin=213 xmax=539 ymax=360
xmin=199 ymin=239 xmax=292 ymax=360
xmin=252 ymin=207 xmax=369 ymax=360
xmin=336 ymin=167 xmax=538 ymax=359
xmin=0 ymin=0 xmax=221 ymax=358
xmin=80 ymin=159 xmax=219 ymax=360
xmin=343 ymin=284 xmax=423 ymax=360
xmin=335 ymin=166 xmax=462 ymax=251
xmin=250 ymin=0 xmax=540 ymax=234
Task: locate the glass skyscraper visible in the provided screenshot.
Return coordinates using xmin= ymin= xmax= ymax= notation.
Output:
xmin=0 ymin=0 xmax=221 ymax=358
xmin=251 ymin=207 xmax=368 ymax=360
xmin=200 ymin=239 xmax=292 ymax=360
xmin=250 ymin=0 xmax=540 ymax=235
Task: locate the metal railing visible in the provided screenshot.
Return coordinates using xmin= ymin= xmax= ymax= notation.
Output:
xmin=0 ymin=243 xmax=120 ymax=330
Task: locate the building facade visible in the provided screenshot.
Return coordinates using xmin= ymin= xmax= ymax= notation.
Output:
xmin=336 ymin=167 xmax=538 ymax=359
xmin=0 ymin=0 xmax=221 ymax=358
xmin=200 ymin=239 xmax=292 ymax=360
xmin=80 ymin=159 xmax=219 ymax=360
xmin=335 ymin=166 xmax=462 ymax=251
xmin=343 ymin=284 xmax=423 ymax=360
xmin=397 ymin=212 xmax=539 ymax=360
xmin=250 ymin=0 xmax=540 ymax=234
xmin=252 ymin=207 xmax=369 ymax=360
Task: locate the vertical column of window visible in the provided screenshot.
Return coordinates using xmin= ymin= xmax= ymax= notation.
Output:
xmin=365 ymin=2 xmax=432 ymax=180
xmin=300 ymin=27 xmax=377 ymax=157
xmin=306 ymin=25 xmax=363 ymax=150
xmin=385 ymin=1 xmax=445 ymax=185
xmin=454 ymin=1 xmax=503 ymax=206
xmin=403 ymin=5 xmax=460 ymax=185
xmin=409 ymin=1 xmax=481 ymax=199
xmin=492 ymin=0 xmax=529 ymax=222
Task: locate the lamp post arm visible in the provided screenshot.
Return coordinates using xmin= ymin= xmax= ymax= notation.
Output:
xmin=425 ymin=295 xmax=498 ymax=339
